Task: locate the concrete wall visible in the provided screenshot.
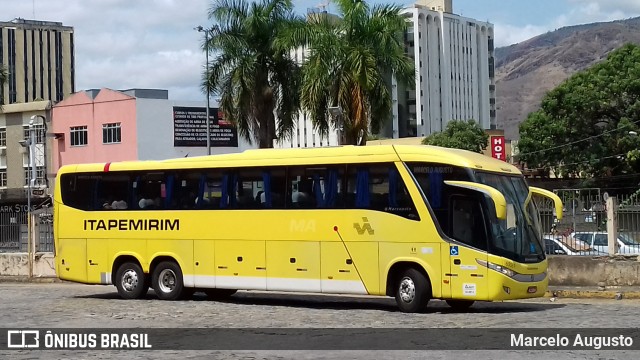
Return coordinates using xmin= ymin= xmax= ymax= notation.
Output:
xmin=136 ymin=99 xmax=254 ymax=159
xmin=0 ymin=253 xmax=56 ymax=277
xmin=548 ymin=255 xmax=640 ymax=287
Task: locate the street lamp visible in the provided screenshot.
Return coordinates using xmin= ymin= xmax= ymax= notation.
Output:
xmin=196 ymin=25 xmax=218 ymax=156
xmin=18 ymin=116 xmax=40 ymax=278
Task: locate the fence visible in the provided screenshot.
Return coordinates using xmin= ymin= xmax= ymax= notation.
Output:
xmin=535 ymin=190 xmax=640 ymax=256
xmin=0 ymin=206 xmax=53 ymax=254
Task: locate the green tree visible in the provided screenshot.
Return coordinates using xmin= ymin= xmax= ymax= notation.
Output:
xmin=421 ymin=119 xmax=489 ymax=153
xmin=518 ymin=44 xmax=640 ymax=178
xmin=279 ymin=0 xmax=414 ymax=145
xmin=205 ymin=0 xmax=302 ymax=148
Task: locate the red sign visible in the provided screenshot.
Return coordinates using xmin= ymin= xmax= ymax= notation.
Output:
xmin=490 ymin=135 xmax=506 ymax=161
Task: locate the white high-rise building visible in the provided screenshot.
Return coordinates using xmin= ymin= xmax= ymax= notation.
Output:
xmin=275 ymin=0 xmax=495 ymax=148
xmin=384 ymin=0 xmax=496 ymax=139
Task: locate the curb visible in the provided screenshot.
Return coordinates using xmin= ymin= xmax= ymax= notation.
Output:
xmin=545 ymin=289 xmax=640 ymax=300
xmin=0 ymin=276 xmax=62 ymax=284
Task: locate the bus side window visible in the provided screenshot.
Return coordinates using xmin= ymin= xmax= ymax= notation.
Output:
xmin=60 ymin=174 xmax=98 ymax=211
xmin=344 ymin=164 xmax=418 ymax=220
xmin=287 ymin=166 xmax=343 ymax=209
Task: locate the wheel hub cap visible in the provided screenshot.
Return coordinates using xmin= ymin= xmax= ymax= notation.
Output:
xmin=399 ymin=277 xmax=416 ymax=303
xmin=158 ymin=269 xmax=176 ymax=293
xmin=122 ymin=269 xmax=138 ymax=292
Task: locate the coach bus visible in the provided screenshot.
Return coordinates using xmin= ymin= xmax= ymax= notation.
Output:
xmin=53 ymin=145 xmax=562 ymax=313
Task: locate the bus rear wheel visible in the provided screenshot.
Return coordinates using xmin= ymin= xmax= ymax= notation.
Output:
xmin=446 ymin=300 xmax=475 ymax=311
xmin=395 ymin=268 xmax=431 ymax=313
xmin=152 ymin=261 xmax=185 ymax=300
xmin=115 ymin=262 xmax=149 ymax=299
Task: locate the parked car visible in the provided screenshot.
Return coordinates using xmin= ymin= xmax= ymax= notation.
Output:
xmin=543 ymin=236 xmax=606 ymax=256
xmin=571 ymin=232 xmax=640 ymax=255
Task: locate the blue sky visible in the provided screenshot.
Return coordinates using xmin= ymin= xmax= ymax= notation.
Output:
xmin=1 ymin=0 xmax=639 ymax=100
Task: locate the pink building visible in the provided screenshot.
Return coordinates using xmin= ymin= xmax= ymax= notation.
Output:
xmin=52 ymin=89 xmax=138 ymax=172
xmin=51 ymin=88 xmax=249 ymax=175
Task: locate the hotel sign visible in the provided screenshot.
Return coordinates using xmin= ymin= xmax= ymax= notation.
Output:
xmin=490 ymin=135 xmax=506 ymax=161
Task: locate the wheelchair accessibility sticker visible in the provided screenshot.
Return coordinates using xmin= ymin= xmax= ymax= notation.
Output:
xmin=450 ymin=245 xmax=459 ymax=256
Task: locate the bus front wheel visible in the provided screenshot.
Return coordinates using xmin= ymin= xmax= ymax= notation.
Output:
xmin=115 ymin=262 xmax=149 ymax=300
xmin=395 ymin=268 xmax=431 ymax=313
xmin=152 ymin=261 xmax=185 ymax=300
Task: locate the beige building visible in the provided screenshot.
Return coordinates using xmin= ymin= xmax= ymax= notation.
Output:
xmin=0 ymin=18 xmax=75 ymax=105
xmin=0 ymin=101 xmax=52 ymax=201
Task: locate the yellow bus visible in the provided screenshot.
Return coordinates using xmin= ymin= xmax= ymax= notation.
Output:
xmin=54 ymin=145 xmax=562 ymax=313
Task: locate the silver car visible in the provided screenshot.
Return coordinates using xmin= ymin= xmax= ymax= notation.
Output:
xmin=543 ymin=236 xmax=607 ymax=256
xmin=571 ymin=232 xmax=640 ymax=255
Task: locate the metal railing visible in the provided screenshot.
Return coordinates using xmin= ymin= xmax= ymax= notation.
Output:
xmin=535 ymin=192 xmax=640 ymax=256
xmin=0 ymin=207 xmax=53 ymax=253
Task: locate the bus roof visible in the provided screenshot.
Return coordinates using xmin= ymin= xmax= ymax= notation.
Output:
xmin=57 ymin=145 xmax=522 ymax=175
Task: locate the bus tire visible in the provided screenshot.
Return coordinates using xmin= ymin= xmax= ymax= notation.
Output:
xmin=395 ymin=268 xmax=431 ymax=313
xmin=205 ymin=289 xmax=237 ymax=300
xmin=446 ymin=300 xmax=474 ymax=311
xmin=115 ymin=262 xmax=149 ymax=300
xmin=152 ymin=261 xmax=184 ymax=300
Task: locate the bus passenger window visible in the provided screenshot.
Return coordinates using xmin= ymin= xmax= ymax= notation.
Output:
xmin=288 ymin=166 xmax=342 ymax=209
xmin=345 ymin=164 xmax=418 ymax=220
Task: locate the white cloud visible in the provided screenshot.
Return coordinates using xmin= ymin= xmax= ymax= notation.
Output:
xmin=2 ymin=0 xmax=639 ymax=101
xmin=493 ymin=24 xmax=548 ymax=47
xmin=494 ymin=0 xmax=640 ymax=47
xmin=1 ymin=0 xmax=211 ymax=100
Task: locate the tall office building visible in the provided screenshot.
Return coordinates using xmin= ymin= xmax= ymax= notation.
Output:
xmin=381 ymin=0 xmax=496 ymax=139
xmin=0 ymin=18 xmax=75 ymax=105
xmin=276 ymin=0 xmax=495 ymax=148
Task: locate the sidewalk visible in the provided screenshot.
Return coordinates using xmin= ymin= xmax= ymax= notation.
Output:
xmin=546 ymin=286 xmax=640 ymax=299
xmin=0 ymin=276 xmax=62 ymax=283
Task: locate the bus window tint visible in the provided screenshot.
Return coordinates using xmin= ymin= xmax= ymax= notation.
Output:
xmin=407 ymin=163 xmax=472 ymax=233
xmin=346 ymin=164 xmax=419 ymax=220
xmin=60 ymin=174 xmax=100 ymax=211
xmin=134 ymin=172 xmax=165 ymax=210
xmin=287 ymin=166 xmax=344 ymax=209
xmin=98 ymin=174 xmax=130 ymax=210
xmin=219 ymin=168 xmax=287 ymax=209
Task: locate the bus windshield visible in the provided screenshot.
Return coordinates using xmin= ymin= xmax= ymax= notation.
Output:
xmin=474 ymin=172 xmax=545 ymax=263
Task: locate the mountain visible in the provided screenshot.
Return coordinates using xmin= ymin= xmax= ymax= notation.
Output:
xmin=495 ymin=17 xmax=640 ymax=140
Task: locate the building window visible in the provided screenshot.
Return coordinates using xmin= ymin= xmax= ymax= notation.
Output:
xmin=23 ymin=123 xmax=46 ymax=144
xmin=102 ymin=123 xmax=121 ymax=144
xmin=24 ymin=166 xmax=46 ymax=186
xmin=70 ymin=126 xmax=88 ymax=146
xmin=0 ymin=128 xmax=6 ymax=147
xmin=0 ymin=169 xmax=6 ymax=187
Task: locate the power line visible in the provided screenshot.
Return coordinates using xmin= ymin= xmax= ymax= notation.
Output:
xmin=526 ymin=153 xmax=627 ymax=171
xmin=516 ymin=118 xmax=640 ymax=158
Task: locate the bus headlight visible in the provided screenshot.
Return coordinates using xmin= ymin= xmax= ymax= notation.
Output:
xmin=476 ymin=259 xmax=517 ymax=278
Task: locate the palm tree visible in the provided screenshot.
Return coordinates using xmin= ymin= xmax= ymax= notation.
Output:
xmin=205 ymin=0 xmax=302 ymax=148
xmin=279 ymin=0 xmax=414 ymax=145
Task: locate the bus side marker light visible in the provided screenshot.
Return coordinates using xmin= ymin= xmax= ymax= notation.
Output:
xmin=503 ymin=286 xmax=511 ymax=294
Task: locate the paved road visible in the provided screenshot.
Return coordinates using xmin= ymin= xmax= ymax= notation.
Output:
xmin=1 ymin=283 xmax=640 ymax=359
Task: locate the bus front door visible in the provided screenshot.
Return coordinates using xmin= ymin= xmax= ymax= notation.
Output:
xmin=447 ymin=195 xmax=489 ymax=301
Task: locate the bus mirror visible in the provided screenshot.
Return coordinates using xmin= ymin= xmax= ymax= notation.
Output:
xmin=444 ymin=180 xmax=507 ymax=220
xmin=529 ymin=187 xmax=563 ymax=220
